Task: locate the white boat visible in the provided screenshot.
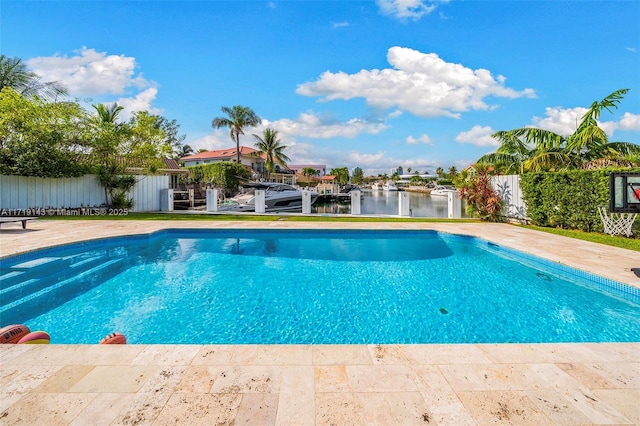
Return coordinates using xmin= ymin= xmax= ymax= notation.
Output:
xmin=219 ymin=182 xmax=318 ymax=212
xmin=371 ymin=182 xmax=381 ymax=190
xmin=383 ymin=181 xmax=398 ymax=191
xmin=430 ymin=185 xmax=457 ymax=196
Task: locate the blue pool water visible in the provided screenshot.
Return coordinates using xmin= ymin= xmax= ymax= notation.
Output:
xmin=1 ymin=229 xmax=639 ymax=344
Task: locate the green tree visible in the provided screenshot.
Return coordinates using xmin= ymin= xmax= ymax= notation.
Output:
xmin=478 ymin=89 xmax=640 ymax=173
xmin=435 ymin=167 xmax=444 ymax=178
xmin=302 ymin=167 xmax=319 ymax=178
xmin=0 ymin=87 xmax=90 ymax=177
xmin=176 ymin=144 xmax=194 ymax=158
xmin=351 ymin=167 xmax=364 ymax=184
xmin=330 ymin=167 xmax=350 ymax=185
xmin=252 ymin=128 xmax=290 ymax=177
xmin=211 ymin=105 xmax=261 ymax=163
xmin=187 ymin=162 xmax=251 ymax=189
xmin=0 ymin=55 xmax=67 ymax=101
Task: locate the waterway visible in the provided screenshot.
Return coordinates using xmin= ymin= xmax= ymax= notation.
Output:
xmin=312 ymin=189 xmax=468 ymax=218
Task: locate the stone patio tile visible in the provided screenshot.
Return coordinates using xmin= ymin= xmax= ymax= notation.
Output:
xmin=371 ymin=344 xmax=493 ymax=365
xmin=129 ymin=344 xmax=200 ymax=365
xmin=581 ymin=342 xmax=640 ymax=362
xmin=530 ymin=343 xmax=610 ymax=363
xmin=0 ymin=365 xmax=62 ymax=412
xmin=1 ymin=344 xmax=92 ymax=365
xmin=68 ymin=365 xmax=157 ymax=393
xmin=346 ymin=364 xmax=418 ymax=392
xmin=524 ymin=388 xmax=593 ymax=424
xmin=33 ymin=364 xmax=95 ymax=393
xmin=228 ymin=344 xmax=313 ymax=365
xmin=276 ymin=366 xmax=315 ymax=425
xmin=312 ymin=344 xmax=373 ymax=365
xmin=76 ymin=344 xmax=148 ymax=365
xmin=234 ymin=392 xmax=279 ymax=425
xmin=209 ymin=365 xmax=283 ymax=394
xmin=437 ymin=363 xmax=547 ymax=391
xmin=593 ymin=389 xmax=640 ymax=424
xmin=556 ymin=362 xmax=617 ymax=389
xmin=68 ymin=393 xmax=135 ymax=426
xmin=315 ymin=392 xmax=378 ymax=425
xmin=457 ymin=390 xmax=554 ymax=425
xmin=151 ymin=393 xmax=242 ymax=425
xmin=382 ymin=391 xmax=435 ymax=425
xmin=408 ymin=364 xmax=476 ymax=425
xmin=191 ymin=345 xmax=236 ymax=365
xmin=175 ymin=365 xmax=221 ymax=393
xmin=530 ymin=363 xmax=632 ymax=424
xmin=0 ymin=392 xmax=98 ymax=424
xmin=315 ymin=365 xmax=350 ymax=393
xmin=0 ymin=345 xmax=33 ymax=363
xmin=108 ymin=365 xmax=188 ymax=425
xmin=588 ymin=362 xmax=640 ymax=388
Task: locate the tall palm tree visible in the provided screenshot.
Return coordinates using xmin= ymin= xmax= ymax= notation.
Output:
xmin=252 ymin=128 xmax=290 ymax=177
xmin=478 ymin=89 xmax=640 ymax=172
xmin=211 ymin=105 xmax=261 ymax=164
xmin=0 ymin=55 xmax=67 ymax=100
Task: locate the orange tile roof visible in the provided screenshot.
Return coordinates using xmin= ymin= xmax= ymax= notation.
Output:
xmin=181 ymin=146 xmax=259 ymax=161
xmin=321 ymin=175 xmax=336 ymax=180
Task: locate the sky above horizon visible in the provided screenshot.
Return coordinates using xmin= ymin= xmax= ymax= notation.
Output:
xmin=2 ymin=0 xmax=639 ymax=175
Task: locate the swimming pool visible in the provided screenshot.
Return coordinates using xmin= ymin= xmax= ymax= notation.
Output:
xmin=1 ymin=229 xmax=638 ymax=344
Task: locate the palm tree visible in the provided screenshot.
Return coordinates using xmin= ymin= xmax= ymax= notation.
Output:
xmin=93 ymin=103 xmax=124 ymax=124
xmin=252 ymin=128 xmax=290 ymax=177
xmin=435 ymin=167 xmax=444 ymax=178
xmin=211 ymin=105 xmax=261 ymax=164
xmin=478 ymin=89 xmax=640 ymax=172
xmin=0 ymin=55 xmax=67 ymax=100
xmin=177 ymin=144 xmax=194 ymax=158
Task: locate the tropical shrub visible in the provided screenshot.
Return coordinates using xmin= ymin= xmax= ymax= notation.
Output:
xmin=457 ymin=167 xmax=503 ymax=222
xmin=186 ymin=162 xmax=252 ymax=189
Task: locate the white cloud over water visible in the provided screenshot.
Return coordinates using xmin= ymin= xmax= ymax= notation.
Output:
xmin=297 ymin=47 xmax=536 ymax=119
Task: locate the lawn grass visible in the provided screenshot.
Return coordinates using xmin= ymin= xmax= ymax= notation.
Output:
xmin=40 ymin=212 xmax=640 ymax=251
xmin=522 ymin=225 xmax=640 ymax=252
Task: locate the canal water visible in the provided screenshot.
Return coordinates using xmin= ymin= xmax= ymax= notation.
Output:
xmin=312 ymin=190 xmax=468 ymax=218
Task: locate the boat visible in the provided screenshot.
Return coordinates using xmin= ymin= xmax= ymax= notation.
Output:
xmin=371 ymin=182 xmax=381 ymax=191
xmin=430 ymin=185 xmax=457 ymax=196
xmin=218 ymin=182 xmax=318 ymax=212
xmin=383 ymin=181 xmax=398 ymax=191
xmin=334 ymin=184 xmax=362 ymax=203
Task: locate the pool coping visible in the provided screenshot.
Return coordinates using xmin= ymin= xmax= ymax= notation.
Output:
xmin=1 ymin=220 xmax=639 ymax=424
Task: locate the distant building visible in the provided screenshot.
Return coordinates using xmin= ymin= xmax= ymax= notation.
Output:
xmin=391 ymin=166 xmax=403 ymax=176
xmin=287 ymin=164 xmax=327 ymax=177
xmin=180 ymin=146 xmax=266 ymax=174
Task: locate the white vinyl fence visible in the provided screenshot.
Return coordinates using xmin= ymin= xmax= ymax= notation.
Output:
xmin=0 ymin=174 xmax=169 ymax=213
xmin=491 ymin=174 xmax=528 ymax=221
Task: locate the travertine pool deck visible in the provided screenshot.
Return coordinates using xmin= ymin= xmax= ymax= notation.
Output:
xmin=1 ymin=220 xmax=639 ymax=425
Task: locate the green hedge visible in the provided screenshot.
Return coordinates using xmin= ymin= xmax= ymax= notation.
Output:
xmin=520 ymin=169 xmax=640 ymax=232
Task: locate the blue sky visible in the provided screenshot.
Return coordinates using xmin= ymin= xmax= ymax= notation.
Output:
xmin=2 ymin=0 xmax=639 ymax=175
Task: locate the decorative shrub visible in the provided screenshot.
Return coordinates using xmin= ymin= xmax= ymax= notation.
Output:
xmin=519 ymin=169 xmax=640 ymax=232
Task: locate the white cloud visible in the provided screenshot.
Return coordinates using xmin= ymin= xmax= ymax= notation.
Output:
xmin=531 ymin=107 xmax=585 ymax=136
xmin=406 ymin=134 xmax=432 ymax=145
xmin=376 ymin=0 xmax=438 ymax=21
xmin=263 ymin=112 xmax=388 ymax=139
xmin=455 ymin=125 xmax=498 ymax=147
xmin=619 ymin=112 xmax=640 ymax=131
xmin=115 ymin=88 xmax=162 ymax=120
xmin=26 ymin=47 xmax=151 ymax=96
xmin=297 ymin=46 xmax=536 ymax=118
xmin=530 ymin=107 xmax=640 ymax=137
xmin=332 ymin=21 xmax=350 ymax=29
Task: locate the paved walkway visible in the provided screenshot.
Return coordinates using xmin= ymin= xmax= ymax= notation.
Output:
xmin=1 ymin=220 xmax=639 ymax=425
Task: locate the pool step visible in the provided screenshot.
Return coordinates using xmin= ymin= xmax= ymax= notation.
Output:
xmin=0 ymin=256 xmax=107 ymax=302
xmin=0 ymin=257 xmax=127 ymax=324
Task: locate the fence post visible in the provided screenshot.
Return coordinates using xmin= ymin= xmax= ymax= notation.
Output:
xmin=351 ymin=190 xmax=361 ymax=215
xmin=206 ymin=189 xmax=218 ymax=212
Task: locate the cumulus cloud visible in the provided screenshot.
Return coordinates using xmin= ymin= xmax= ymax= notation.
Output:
xmin=455 ymin=125 xmax=498 ymax=147
xmin=530 ymin=107 xmax=640 ymax=137
xmin=263 ymin=112 xmax=388 ymax=139
xmin=376 ymin=0 xmax=439 ymax=20
xmin=619 ymin=112 xmax=640 ymax=131
xmin=115 ymin=88 xmax=162 ymax=120
xmin=26 ymin=47 xmax=151 ymax=96
xmin=406 ymin=134 xmax=432 ymax=145
xmin=297 ymin=46 xmax=536 ymax=118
